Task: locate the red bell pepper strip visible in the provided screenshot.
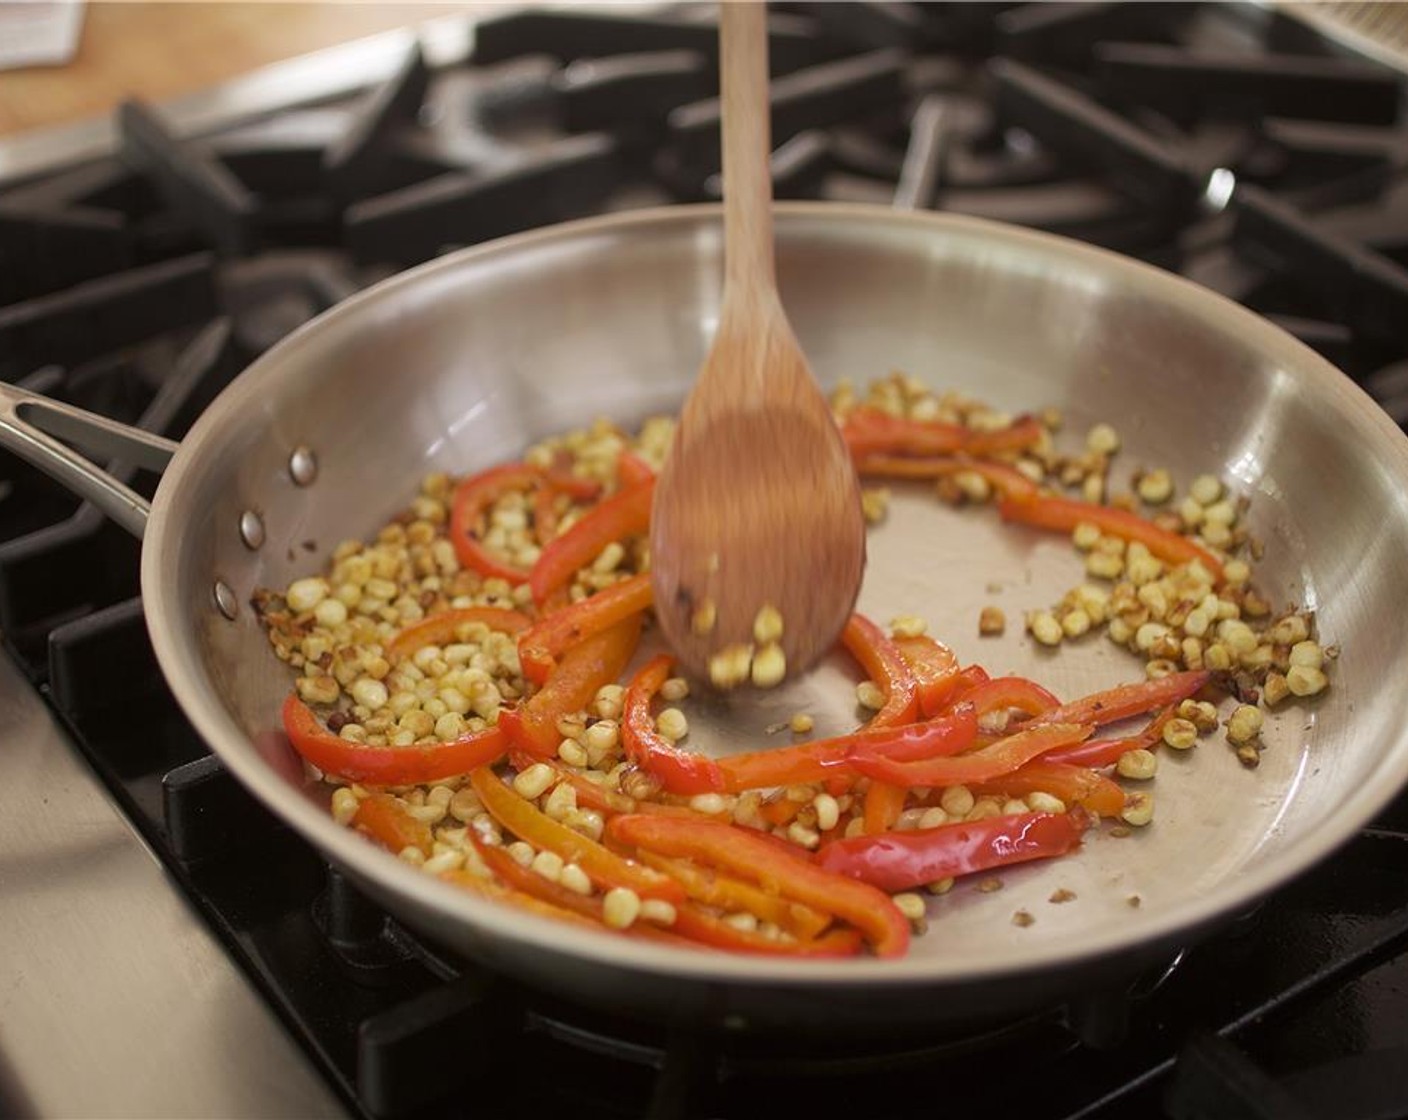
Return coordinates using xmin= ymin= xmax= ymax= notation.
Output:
xmin=1046 ymin=705 xmax=1179 ymax=768
xmin=469 ymin=767 xmax=684 ymax=903
xmin=282 ymin=693 xmax=508 ymax=784
xmin=352 ymin=792 xmax=435 ymax=856
xmin=517 ymin=755 xmax=705 ymax=821
xmin=532 ymin=482 xmax=562 ymax=547
xmin=449 ymin=464 xmax=543 ymax=584
xmin=386 ymin=606 xmax=532 ymax=664
xmin=1037 ymin=671 xmax=1210 ymax=730
xmin=843 ymin=409 xmax=1044 ymax=459
xmin=441 ymin=867 xmax=619 ymax=934
xmin=668 ymin=904 xmax=863 ymax=957
xmin=892 ymin=635 xmax=962 ymax=718
xmin=715 ymin=705 xmax=979 ymax=792
xmin=843 ymin=614 xmax=918 ymax=728
xmin=500 ymin=614 xmax=642 ymax=759
xmin=854 ymin=455 xmax=1041 ymax=503
xmin=607 ymin=814 xmax=910 ymax=958
xmin=998 ymin=495 xmax=1225 ymax=580
xmin=517 ymin=574 xmax=653 ymax=685
xmin=971 ymin=760 xmax=1126 ymax=817
xmin=530 ymin=479 xmax=654 ymax=605
xmin=622 ymin=655 xmax=726 ymax=795
xmin=616 ymin=450 xmax=656 ymax=489
xmin=634 ymin=851 xmax=832 ymax=940
xmin=848 ymin=722 xmax=1092 ymax=788
xmin=816 ymin=809 xmax=1088 ymax=893
xmin=960 ymin=675 xmax=1062 ymax=722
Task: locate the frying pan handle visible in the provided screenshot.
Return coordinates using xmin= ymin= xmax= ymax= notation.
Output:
xmin=0 ymin=380 xmax=178 ymax=540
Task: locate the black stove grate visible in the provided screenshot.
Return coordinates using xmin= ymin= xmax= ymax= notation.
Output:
xmin=5 ymin=3 xmax=1408 ymax=1118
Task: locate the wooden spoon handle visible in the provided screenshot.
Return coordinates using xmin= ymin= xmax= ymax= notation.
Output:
xmin=719 ymin=2 xmax=775 ymax=298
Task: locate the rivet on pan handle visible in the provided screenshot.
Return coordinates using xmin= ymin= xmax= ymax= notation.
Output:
xmin=0 ymin=380 xmax=178 ymax=540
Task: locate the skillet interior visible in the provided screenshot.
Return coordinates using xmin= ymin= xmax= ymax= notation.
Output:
xmin=142 ymin=203 xmax=1408 ymax=1030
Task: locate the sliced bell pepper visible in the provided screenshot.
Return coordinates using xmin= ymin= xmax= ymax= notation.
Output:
xmin=607 ymin=813 xmax=910 ymax=958
xmin=441 ymin=867 xmax=614 ymax=933
xmin=998 ymin=495 xmax=1225 ymax=580
xmin=469 ymin=767 xmax=684 ymax=902
xmin=616 ymin=450 xmax=656 ymax=489
xmin=960 ymin=675 xmax=1062 ymax=722
xmin=816 ymin=809 xmax=1088 ymax=893
xmin=862 ymin=781 xmax=908 ymax=835
xmin=532 ymin=481 xmax=562 ymax=548
xmin=848 ymin=722 xmax=1092 ymax=788
xmin=843 ymin=613 xmax=918 ymax=728
xmin=386 ymin=605 xmax=532 ymax=664
xmin=1038 ymin=671 xmax=1210 ymax=730
xmin=622 ymin=654 xmax=725 ymax=795
xmin=282 ymin=692 xmax=507 ymax=784
xmin=635 ymin=851 xmax=832 ymax=940
xmin=715 ymin=705 xmax=978 ymax=792
xmin=449 ymin=463 xmax=542 ymax=584
xmin=971 ymin=760 xmax=1126 ymax=817
xmin=499 ymin=613 xmax=642 ymax=758
xmin=517 ymin=574 xmax=653 ymax=685
xmin=854 ymin=455 xmax=1041 ymax=503
xmin=351 ymin=791 xmax=435 ymax=856
xmin=668 ymin=903 xmax=863 ymax=957
xmin=843 ymin=409 xmax=1043 ymax=459
xmin=530 ymin=478 xmax=654 ymax=605
xmin=892 ymin=634 xmax=962 ymax=717
xmin=1046 ymin=705 xmax=1179 ymax=768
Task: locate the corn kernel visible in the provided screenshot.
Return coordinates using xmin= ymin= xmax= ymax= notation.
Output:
xmin=856 ymin=680 xmax=886 ymax=710
xmin=331 ymin=787 xmax=360 ymax=825
xmin=287 ymin=577 xmax=329 ymax=612
xmin=1028 ymin=610 xmax=1063 ymax=646
xmin=940 ymin=786 xmax=975 ymax=817
xmin=1263 ymin=672 xmax=1290 ymax=707
xmin=531 ymin=850 xmax=564 ymax=882
xmin=1161 ymin=718 xmax=1199 ymax=750
xmin=513 ymin=763 xmax=556 ymax=800
xmin=751 ymin=643 xmax=787 ymax=689
xmin=1287 ymin=665 xmax=1328 ymax=697
xmin=892 ymin=893 xmax=927 ymax=922
xmin=1226 ymin=704 xmax=1264 ymax=744
xmin=1190 ymin=474 xmax=1222 ymax=505
xmin=1087 ymin=423 xmax=1121 ymax=455
xmin=753 ymin=604 xmax=784 ymax=644
xmin=813 ymin=793 xmax=841 ymax=832
xmin=660 ymin=676 xmax=690 ymax=703
xmin=655 ymin=707 xmax=689 ymax=741
xmin=889 ymin=614 xmax=928 ymax=639
xmin=603 ymin=888 xmax=641 ymax=929
xmin=1121 ymin=791 xmax=1154 ymax=827
xmin=979 ymin=605 xmax=1006 ymax=636
xmin=790 ymin=712 xmax=814 ymax=735
xmin=1072 ymin=521 xmax=1101 ymax=551
xmin=1289 ymin=640 xmax=1323 ymax=670
xmin=708 ymin=643 xmax=752 ymax=689
xmin=1117 ymin=748 xmax=1158 ymax=780
xmin=1026 ymin=791 xmax=1066 ymax=814
xmin=690 ymin=598 xmax=718 ymax=636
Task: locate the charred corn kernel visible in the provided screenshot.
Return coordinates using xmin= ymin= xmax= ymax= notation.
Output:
xmin=1179 ymin=699 xmax=1219 ymax=732
xmin=752 ymin=604 xmax=784 ymax=644
xmin=1136 ymin=468 xmax=1173 ymax=505
xmin=557 ymin=738 xmax=589 ymax=767
xmin=531 ymin=850 xmax=564 ymax=882
xmin=1205 ymin=642 xmax=1233 ymax=671
xmin=1263 ymin=671 xmax=1291 ymax=707
xmin=918 ymin=807 xmax=950 ymax=829
xmin=1121 ymin=791 xmax=1154 ymax=827
xmin=955 ymin=470 xmax=992 ymax=502
xmin=787 ymin=821 xmax=821 ymax=849
xmin=287 ymin=577 xmax=329 ymax=612
xmin=690 ymin=598 xmax=718 ymax=636
xmin=708 ymin=643 xmax=753 ymax=689
xmin=603 ymin=887 xmax=641 ymax=929
xmin=296 ymin=675 xmax=340 ymax=706
xmin=941 ymin=786 xmax=975 ymax=817
xmin=1086 ymin=551 xmax=1125 ymax=580
xmin=813 ymin=793 xmax=841 ymax=832
xmin=789 ymin=712 xmax=814 ymax=734
xmin=558 ymin=863 xmax=592 ymax=896
xmin=594 ymin=684 xmax=625 ymax=720
xmin=331 ymin=787 xmax=360 ymax=825
xmin=1287 ymin=665 xmax=1328 ymax=697
xmin=1145 ymin=658 xmax=1178 ymax=679
xmin=1271 ymin=615 xmax=1311 ymax=646
xmin=893 ymin=893 xmax=927 ymax=922
xmin=889 ymin=614 xmax=928 ymax=639
xmin=861 ymin=487 xmax=890 ymax=524
xmin=1135 ymin=622 xmax=1170 ymax=652
xmin=1061 ymin=608 xmax=1092 ymax=639
xmin=655 ymin=707 xmax=689 ymax=741
xmin=1028 ymin=610 xmax=1062 ymax=646
xmin=1289 ymin=640 xmax=1324 ymax=670
xmin=1218 ymin=620 xmax=1257 ymax=657
xmin=513 ymin=764 xmax=555 ymax=801
xmin=639 ymin=899 xmax=677 ymax=925
xmin=1072 ymin=521 xmax=1101 ymax=551
xmin=979 ymin=605 xmax=1007 ymax=636
xmin=338 ymin=723 xmax=367 ymax=743
xmin=542 ymin=782 xmax=577 ymax=821
xmin=1086 ymin=423 xmax=1120 ymax=455
xmin=1226 ymin=704 xmax=1264 ymax=744
xmin=1117 ymin=748 xmax=1158 ymax=780
xmin=1237 ymin=743 xmax=1261 ymax=768
xmin=751 ymin=643 xmax=787 ymax=689
xmin=1190 ymin=474 xmax=1222 ymax=505
xmin=689 ymin=792 xmax=728 ymax=815
xmin=506 ymin=841 xmax=535 ymax=867
xmin=1161 ymin=718 xmax=1199 ymax=750
xmin=1026 ymin=791 xmax=1066 ymax=814
xmin=856 ymin=680 xmax=886 ymax=710
xmin=660 ymin=676 xmax=690 ymax=703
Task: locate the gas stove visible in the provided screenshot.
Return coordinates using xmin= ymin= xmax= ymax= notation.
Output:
xmin=3 ymin=4 xmax=1408 ymax=1118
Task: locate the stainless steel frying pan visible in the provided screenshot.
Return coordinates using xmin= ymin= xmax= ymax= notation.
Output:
xmin=6 ymin=203 xmax=1408 ymax=1034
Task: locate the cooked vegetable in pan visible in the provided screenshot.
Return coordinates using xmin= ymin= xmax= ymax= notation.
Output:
xmin=255 ymin=375 xmax=1332 ymax=958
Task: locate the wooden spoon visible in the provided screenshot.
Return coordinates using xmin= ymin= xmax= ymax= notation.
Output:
xmin=649 ymin=2 xmax=866 ymax=689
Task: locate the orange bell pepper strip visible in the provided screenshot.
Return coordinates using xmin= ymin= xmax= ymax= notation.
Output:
xmin=634 ymin=851 xmax=832 ymax=940
xmin=960 ymin=675 xmax=1061 ymax=722
xmin=854 ymin=455 xmax=1041 ymax=502
xmin=862 ymin=782 xmax=908 ymax=835
xmin=848 ymin=722 xmax=1092 ymax=788
xmin=1046 ymin=705 xmax=1179 ymax=768
xmin=607 ymin=814 xmax=910 ymax=958
xmin=998 ymin=495 xmax=1225 ymax=580
xmin=971 ymin=760 xmax=1126 ymax=817
xmin=715 ymin=705 xmax=979 ymax=792
xmin=892 ymin=635 xmax=962 ymax=717
xmin=622 ymin=655 xmax=725 ymax=795
xmin=499 ymin=614 xmax=642 ymax=759
xmin=351 ymin=792 xmax=435 ymax=856
xmin=816 ymin=809 xmax=1089 ymax=893
xmin=386 ymin=606 xmax=532 ymax=663
xmin=616 ymin=450 xmax=656 ymax=488
xmin=517 ymin=574 xmax=652 ymax=685
xmin=529 ymin=478 xmax=654 ymax=605
xmin=669 ymin=904 xmax=863 ymax=957
xmin=842 ymin=409 xmax=1044 ymax=459
xmin=1037 ymin=671 xmax=1210 ymax=730
xmin=843 ymin=614 xmax=918 ymax=728
xmin=514 ymin=755 xmax=705 ymax=820
xmin=282 ymin=693 xmax=508 ymax=784
xmin=469 ymin=767 xmax=684 ymax=903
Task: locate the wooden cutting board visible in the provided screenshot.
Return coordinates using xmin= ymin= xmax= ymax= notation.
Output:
xmin=0 ymin=2 xmax=468 ymax=137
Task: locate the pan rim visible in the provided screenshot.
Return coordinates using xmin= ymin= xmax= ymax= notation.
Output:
xmin=143 ymin=201 xmax=1408 ymax=987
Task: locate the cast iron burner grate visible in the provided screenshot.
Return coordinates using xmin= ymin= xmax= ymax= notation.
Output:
xmin=5 ymin=3 xmax=1408 ymax=1118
